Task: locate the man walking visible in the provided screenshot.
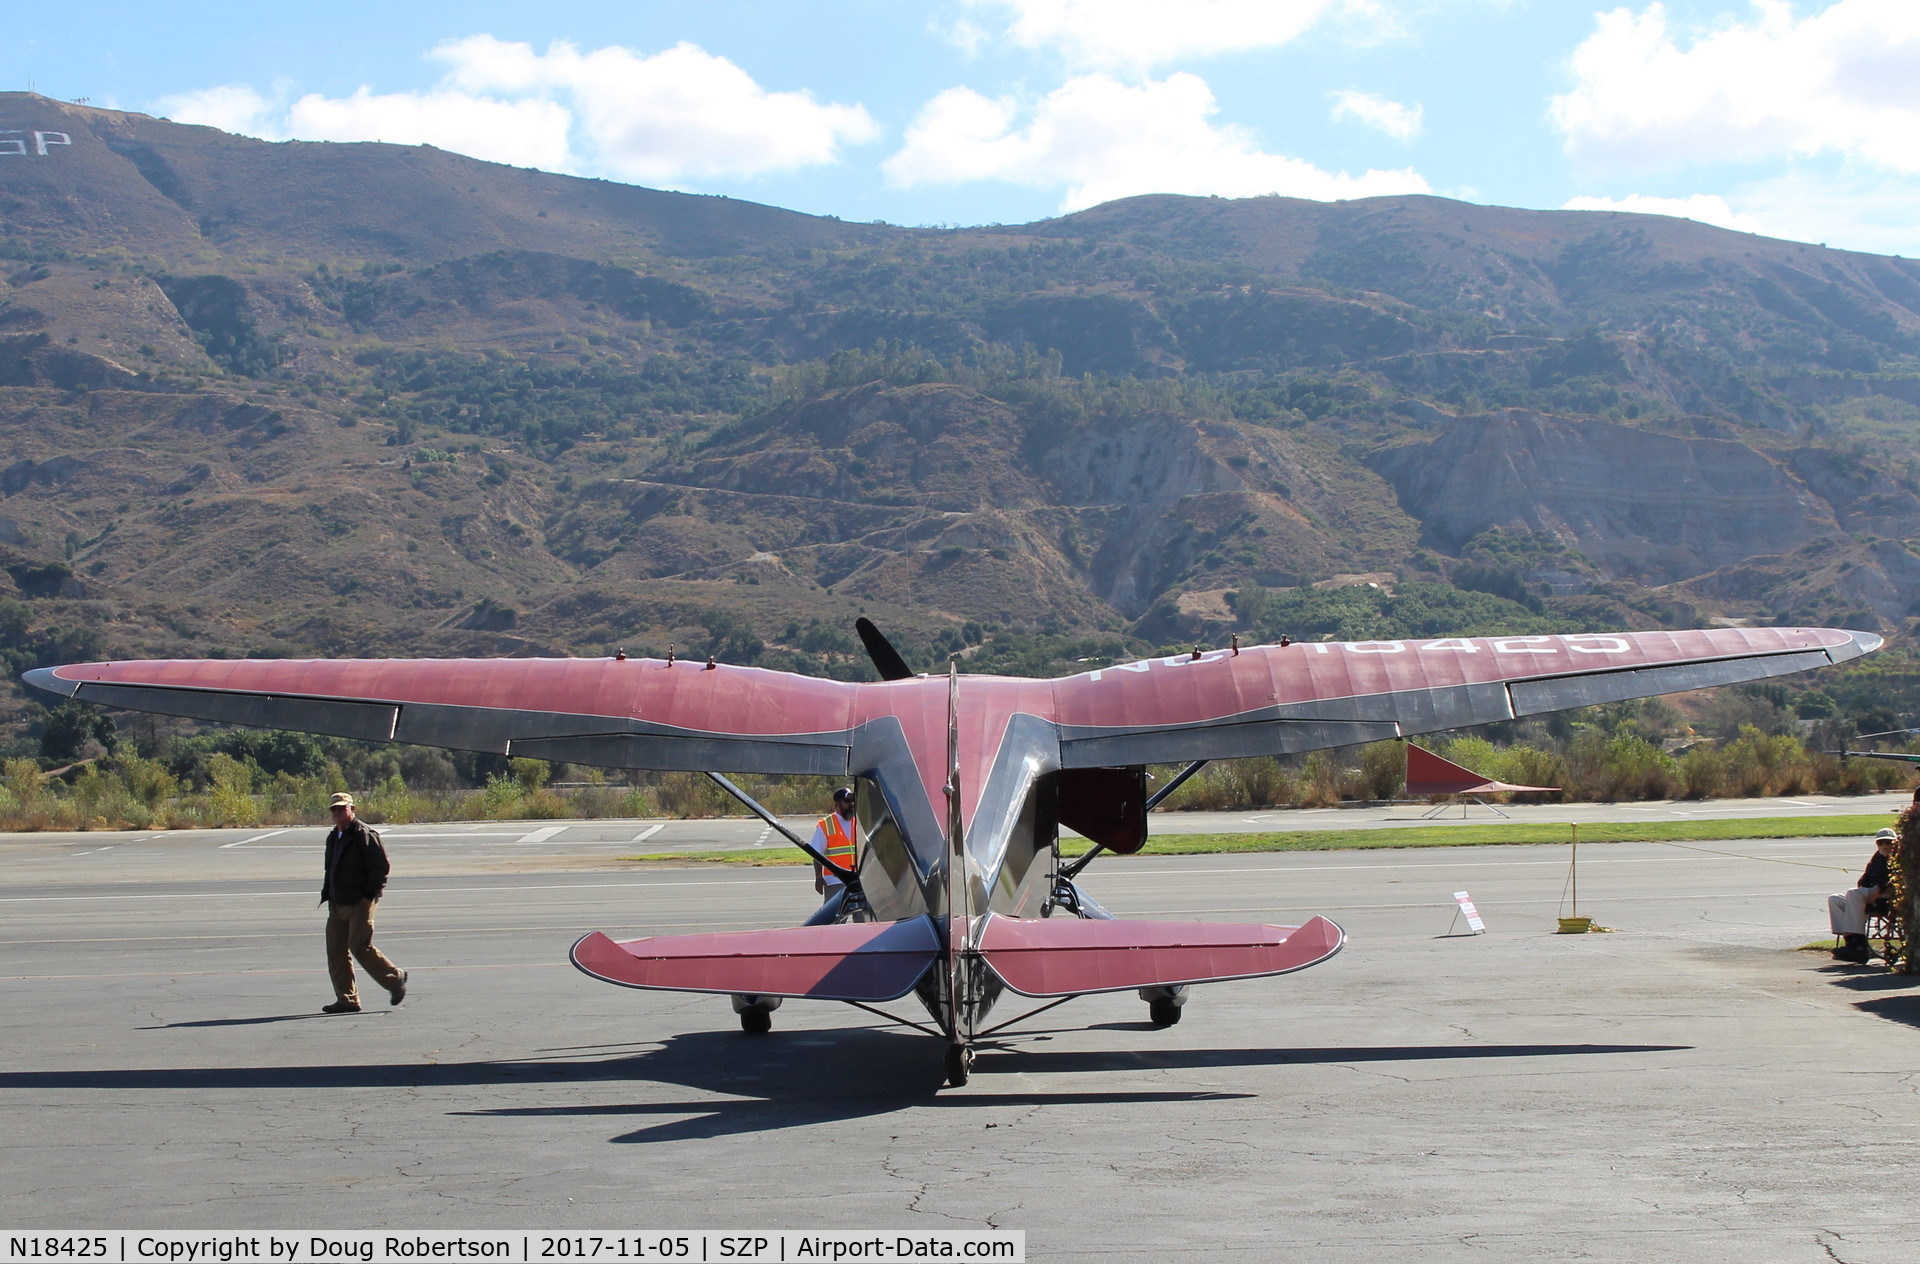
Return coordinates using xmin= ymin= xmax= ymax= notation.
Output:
xmin=320 ymin=791 xmax=407 ymax=1013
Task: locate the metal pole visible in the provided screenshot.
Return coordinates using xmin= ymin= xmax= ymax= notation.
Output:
xmin=1571 ymin=822 xmax=1578 ymax=917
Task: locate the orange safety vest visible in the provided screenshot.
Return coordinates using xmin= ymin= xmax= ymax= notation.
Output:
xmin=819 ymin=811 xmax=858 ymax=873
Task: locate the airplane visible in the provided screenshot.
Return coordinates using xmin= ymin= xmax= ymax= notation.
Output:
xmin=24 ymin=621 xmax=1879 ymax=1086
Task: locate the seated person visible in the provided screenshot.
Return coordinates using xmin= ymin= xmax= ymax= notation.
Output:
xmin=1828 ymin=828 xmax=1896 ymax=962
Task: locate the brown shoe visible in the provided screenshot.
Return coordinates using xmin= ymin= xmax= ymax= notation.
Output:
xmin=388 ymin=971 xmax=408 ymax=1007
xmin=322 ymin=1000 xmax=361 ymax=1014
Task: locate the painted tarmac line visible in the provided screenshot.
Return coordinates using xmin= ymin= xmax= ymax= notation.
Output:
xmin=219 ymin=829 xmax=289 ymax=850
xmin=71 ymin=834 xmax=160 ymax=856
xmin=630 ymin=824 xmax=663 ymax=844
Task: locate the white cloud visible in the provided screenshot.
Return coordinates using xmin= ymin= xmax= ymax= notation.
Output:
xmin=885 ymin=72 xmax=1430 ymax=211
xmin=155 ymin=36 xmax=878 ymax=187
xmin=1330 ymin=89 xmax=1422 ymax=140
xmin=287 ymin=88 xmax=574 ymax=170
xmin=158 ymin=84 xmax=285 ymax=137
xmin=432 ymin=36 xmax=879 ymax=183
xmin=1553 ymin=0 xmax=1920 ymax=172
xmin=962 ymin=0 xmax=1350 ymax=69
xmin=1559 ymin=193 xmax=1763 ymax=233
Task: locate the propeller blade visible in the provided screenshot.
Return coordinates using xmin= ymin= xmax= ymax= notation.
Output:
xmin=855 ymin=617 xmax=915 ymax=681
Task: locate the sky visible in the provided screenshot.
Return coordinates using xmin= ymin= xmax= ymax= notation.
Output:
xmin=7 ymin=0 xmax=1920 ymax=256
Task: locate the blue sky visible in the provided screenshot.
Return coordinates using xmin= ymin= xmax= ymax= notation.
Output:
xmin=9 ymin=1 xmax=1920 ymax=255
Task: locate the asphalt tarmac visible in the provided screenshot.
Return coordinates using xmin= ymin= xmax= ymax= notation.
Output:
xmin=3 ymin=802 xmax=1918 ymax=1261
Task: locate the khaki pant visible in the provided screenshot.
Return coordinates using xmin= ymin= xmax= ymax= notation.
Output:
xmin=326 ymin=898 xmax=404 ymax=1005
xmin=1829 ymin=887 xmax=1877 ymax=936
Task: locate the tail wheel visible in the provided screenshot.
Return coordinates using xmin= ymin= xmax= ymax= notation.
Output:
xmin=945 ymin=1043 xmax=974 ymax=1087
xmin=1148 ymin=996 xmax=1183 ymax=1027
xmin=740 ymin=1007 xmax=773 ymax=1035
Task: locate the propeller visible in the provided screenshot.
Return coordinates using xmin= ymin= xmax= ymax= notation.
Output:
xmin=855 ymin=617 xmax=915 ymax=681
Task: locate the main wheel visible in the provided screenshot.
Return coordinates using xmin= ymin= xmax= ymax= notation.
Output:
xmin=1148 ymin=996 xmax=1182 ymax=1027
xmin=945 ymin=1043 xmax=973 ymax=1087
xmin=740 ymin=1007 xmax=773 ymax=1034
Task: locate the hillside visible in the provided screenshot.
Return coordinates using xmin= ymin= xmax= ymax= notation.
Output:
xmin=7 ymin=91 xmax=1920 ymax=742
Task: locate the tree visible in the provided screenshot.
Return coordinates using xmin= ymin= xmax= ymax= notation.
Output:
xmin=38 ymin=701 xmax=116 ymax=763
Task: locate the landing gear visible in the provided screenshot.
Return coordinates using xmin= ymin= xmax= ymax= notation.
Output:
xmin=730 ymin=993 xmax=781 ymax=1034
xmin=945 ymin=1043 xmax=974 ymax=1087
xmin=1141 ymin=984 xmax=1187 ymax=1027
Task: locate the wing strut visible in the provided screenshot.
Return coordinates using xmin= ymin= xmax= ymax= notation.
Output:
xmin=1145 ymin=759 xmax=1210 ymax=811
xmin=704 ymin=771 xmax=856 ymax=883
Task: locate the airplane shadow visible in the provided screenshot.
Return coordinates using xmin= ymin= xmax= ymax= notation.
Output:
xmin=0 ymin=1024 xmax=1691 ymax=1145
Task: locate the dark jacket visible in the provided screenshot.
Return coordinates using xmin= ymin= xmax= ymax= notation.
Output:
xmin=1861 ymin=850 xmax=1891 ymax=893
xmin=321 ymin=818 xmax=390 ymax=905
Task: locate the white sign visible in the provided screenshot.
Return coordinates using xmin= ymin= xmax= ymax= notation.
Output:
xmin=0 ymin=129 xmax=71 ymax=156
xmin=1453 ymin=891 xmax=1486 ymax=933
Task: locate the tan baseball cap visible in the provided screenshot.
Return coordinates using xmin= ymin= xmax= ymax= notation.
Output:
xmin=328 ymin=792 xmax=355 ymax=809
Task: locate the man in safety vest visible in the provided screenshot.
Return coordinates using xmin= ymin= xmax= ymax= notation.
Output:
xmin=811 ymin=785 xmax=859 ymax=895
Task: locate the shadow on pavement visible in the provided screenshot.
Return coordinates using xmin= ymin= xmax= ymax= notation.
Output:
xmin=1808 ymin=959 xmax=1920 ymax=1026
xmin=0 ymin=1025 xmax=1690 ymax=1142
xmin=137 ymin=1014 xmax=337 ymax=1029
xmin=984 ymin=1043 xmax=1690 ymax=1075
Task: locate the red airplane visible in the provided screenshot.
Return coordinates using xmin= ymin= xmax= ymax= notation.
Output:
xmin=24 ymin=622 xmax=1878 ymax=1085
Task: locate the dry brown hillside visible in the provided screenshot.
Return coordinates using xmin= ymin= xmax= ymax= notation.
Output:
xmin=7 ymin=91 xmax=1920 ymax=744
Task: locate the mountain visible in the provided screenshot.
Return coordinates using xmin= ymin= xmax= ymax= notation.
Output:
xmin=6 ymin=91 xmax=1920 ymax=738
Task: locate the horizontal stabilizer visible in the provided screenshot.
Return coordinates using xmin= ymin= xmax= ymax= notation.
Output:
xmin=571 ymin=918 xmax=939 ymax=1002
xmin=977 ymin=914 xmax=1344 ymax=997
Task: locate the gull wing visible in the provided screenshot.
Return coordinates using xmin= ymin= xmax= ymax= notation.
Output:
xmin=1050 ymin=627 xmax=1880 ymax=767
xmin=22 ymin=657 xmax=860 ymax=776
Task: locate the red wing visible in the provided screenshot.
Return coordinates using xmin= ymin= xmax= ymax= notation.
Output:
xmin=1048 ymin=627 xmax=1878 ymax=767
xmin=571 ymin=919 xmax=940 ymax=1002
xmin=977 ymin=914 xmax=1344 ymax=997
xmin=24 ymin=657 xmax=860 ymax=776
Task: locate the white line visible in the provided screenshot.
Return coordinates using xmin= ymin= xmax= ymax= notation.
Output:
xmin=518 ymin=826 xmax=566 ymax=844
xmin=219 ymin=829 xmax=289 ymax=850
xmin=381 ymin=831 xmax=538 ymax=839
xmin=630 ymin=824 xmax=664 ymax=844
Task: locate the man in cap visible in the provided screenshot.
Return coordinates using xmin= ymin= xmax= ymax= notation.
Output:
xmin=810 ymin=786 xmax=860 ymax=898
xmin=1828 ymin=827 xmax=1897 ymax=963
xmin=319 ymin=791 xmax=407 ymax=1012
